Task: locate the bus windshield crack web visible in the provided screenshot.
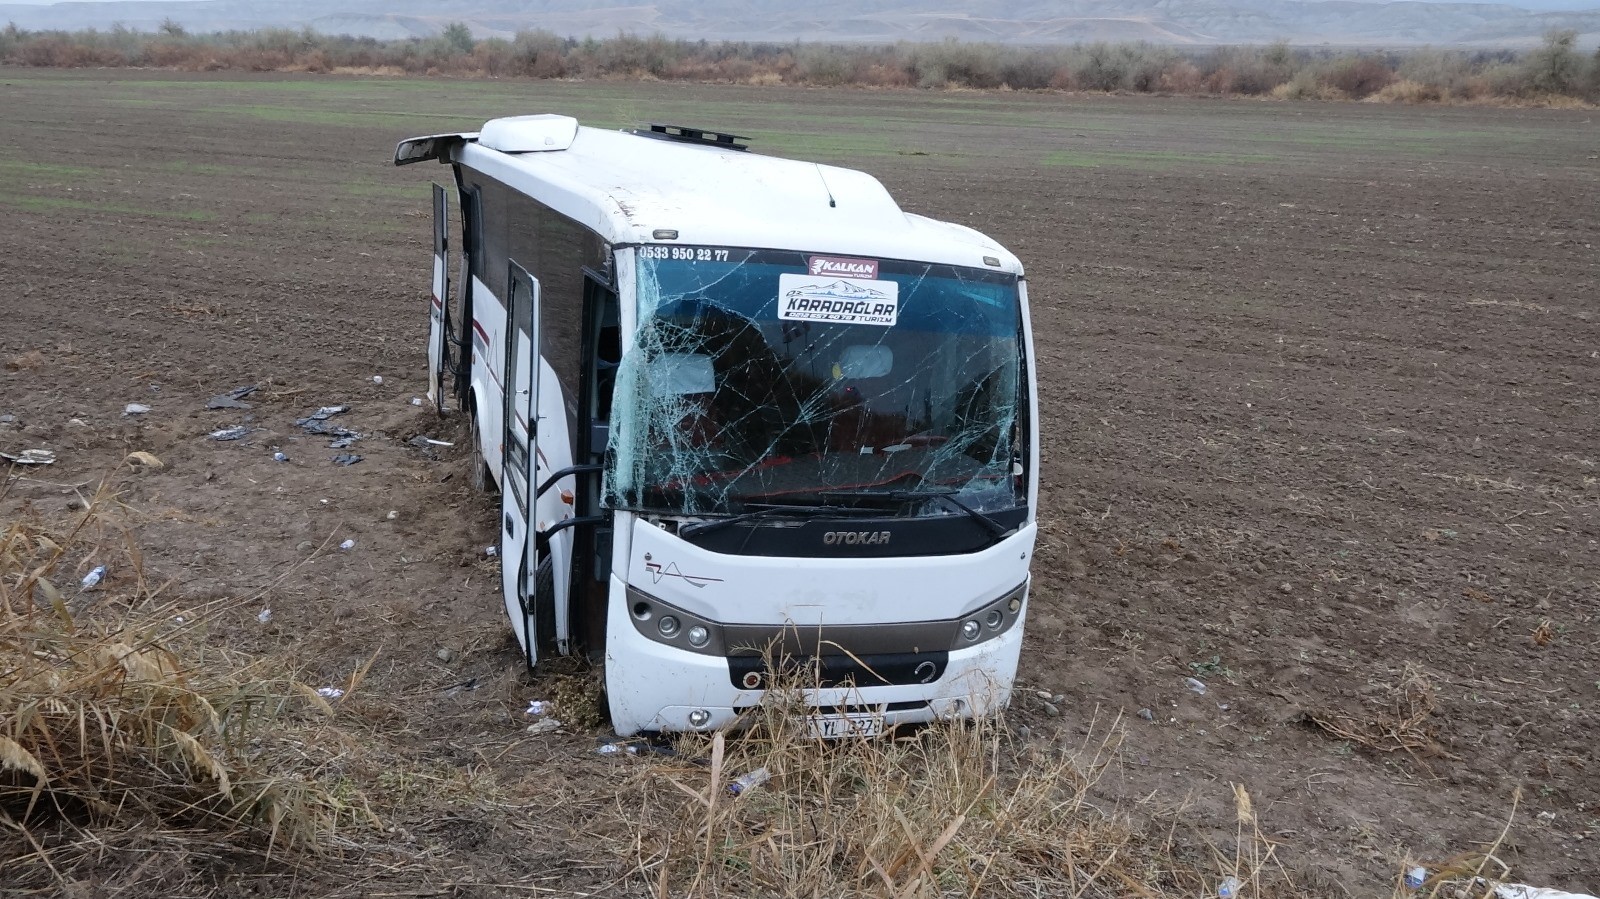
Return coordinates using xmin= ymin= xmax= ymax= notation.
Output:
xmin=609 ymin=250 xmax=1023 ymax=518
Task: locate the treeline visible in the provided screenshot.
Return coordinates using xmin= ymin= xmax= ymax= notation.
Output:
xmin=3 ymin=22 xmax=1598 ymax=103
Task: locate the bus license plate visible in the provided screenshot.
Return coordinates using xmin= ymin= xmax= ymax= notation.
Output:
xmin=804 ymin=713 xmax=883 ymax=739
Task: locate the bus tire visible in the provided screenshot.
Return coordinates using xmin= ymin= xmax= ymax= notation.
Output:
xmin=469 ymin=405 xmax=492 ymax=493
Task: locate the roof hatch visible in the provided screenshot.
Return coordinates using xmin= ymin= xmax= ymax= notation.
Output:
xmin=479 ymin=114 xmax=579 ymax=153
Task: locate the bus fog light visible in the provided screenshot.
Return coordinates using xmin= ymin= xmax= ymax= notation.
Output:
xmin=632 ymin=601 xmax=652 ymax=620
xmin=686 ymin=625 xmax=709 ymax=647
xmin=658 ymin=615 xmax=681 ymax=638
xmin=1008 ymin=597 xmax=1021 ymax=613
xmin=961 ymin=620 xmax=981 ymax=641
xmin=984 ymin=609 xmax=1004 ymax=630
xmin=687 ymin=709 xmax=711 ymax=728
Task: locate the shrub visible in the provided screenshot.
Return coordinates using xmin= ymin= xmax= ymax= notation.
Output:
xmin=1369 ymin=78 xmax=1444 ymax=103
xmin=1326 ymin=54 xmax=1395 ymax=98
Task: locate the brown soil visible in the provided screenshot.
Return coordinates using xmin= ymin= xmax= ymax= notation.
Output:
xmin=2 ymin=70 xmax=1597 ymax=895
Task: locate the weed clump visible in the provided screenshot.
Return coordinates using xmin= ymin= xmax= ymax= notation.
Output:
xmin=0 ymin=485 xmax=352 ymax=891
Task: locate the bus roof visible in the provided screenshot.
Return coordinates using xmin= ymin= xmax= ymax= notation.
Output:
xmin=398 ymin=115 xmax=1023 ymax=276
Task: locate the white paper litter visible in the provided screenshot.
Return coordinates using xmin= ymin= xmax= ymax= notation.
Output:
xmin=525 ymin=700 xmax=547 ymax=716
xmin=123 ymin=403 xmax=151 ymax=416
xmin=339 ymin=539 xmax=356 ymax=551
xmin=315 ymin=686 xmax=345 ymax=699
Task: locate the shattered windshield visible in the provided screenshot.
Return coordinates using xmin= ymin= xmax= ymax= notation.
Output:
xmin=608 ymin=247 xmax=1025 ymax=517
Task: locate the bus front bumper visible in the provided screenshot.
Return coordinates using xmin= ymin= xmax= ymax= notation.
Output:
xmin=604 ymin=606 xmax=1025 ymax=737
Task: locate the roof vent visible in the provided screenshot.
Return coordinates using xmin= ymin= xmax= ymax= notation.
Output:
xmin=479 ymin=114 xmax=579 ymax=153
xmin=634 ymin=123 xmax=750 ymax=152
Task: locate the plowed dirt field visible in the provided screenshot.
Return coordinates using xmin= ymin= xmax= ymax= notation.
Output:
xmin=2 ymin=70 xmax=1597 ymax=895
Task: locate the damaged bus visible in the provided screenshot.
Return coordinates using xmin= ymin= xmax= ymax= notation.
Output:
xmin=395 ymin=115 xmax=1038 ymax=737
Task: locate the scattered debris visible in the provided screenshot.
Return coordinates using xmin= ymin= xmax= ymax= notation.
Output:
xmin=209 ymin=425 xmax=251 ymax=441
xmin=441 ymin=678 xmax=479 ymax=698
xmin=67 ymin=418 xmax=88 ymax=427
xmin=525 ymin=700 xmax=548 ymax=716
xmin=315 ymin=686 xmax=345 ymax=700
xmin=595 ymin=742 xmax=622 ymax=754
xmin=331 ymin=453 xmax=363 ymax=466
xmin=1218 ymin=875 xmax=1242 ymax=898
xmin=484 ymin=545 xmax=498 ymax=557
xmin=123 ymin=403 xmax=151 ymax=416
xmin=273 ymin=451 xmax=288 ymax=462
xmin=1186 ymin=677 xmax=1208 ymax=695
xmin=328 ymin=435 xmax=359 ymax=449
xmin=123 ymin=450 xmax=164 ymax=470
xmin=80 ymin=565 xmax=106 ymax=590
xmin=727 ymin=766 xmax=771 ymax=796
xmin=204 ymin=384 xmax=260 ymax=410
xmin=528 ymin=718 xmax=563 ymax=735
xmin=1 ymin=448 xmax=56 ymax=465
xmin=387 ymin=510 xmax=399 ymax=520
xmin=1490 ymin=882 xmax=1600 ymax=899
xmin=406 ymin=435 xmax=453 ymax=449
xmin=0 ymin=414 xmax=14 ymax=423
xmin=257 ymin=608 xmax=272 ymax=624
xmin=372 ymin=375 xmax=384 ymax=385
xmin=410 ymin=397 xmax=423 ymax=406
xmin=339 ymin=539 xmax=356 ymax=551
xmin=1405 ymin=867 xmax=1427 ymax=890
xmin=297 ymin=405 xmax=348 ymax=425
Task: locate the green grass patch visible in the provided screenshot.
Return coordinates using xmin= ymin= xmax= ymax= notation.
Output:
xmin=1041 ymin=148 xmax=1280 ymax=170
xmin=0 ymin=194 xmax=217 ymax=221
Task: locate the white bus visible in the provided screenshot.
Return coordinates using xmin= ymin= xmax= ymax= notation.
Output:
xmin=396 ymin=115 xmax=1039 ymax=737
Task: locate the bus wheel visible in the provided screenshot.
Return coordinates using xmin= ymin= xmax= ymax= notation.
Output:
xmin=469 ymin=408 xmax=492 ymax=493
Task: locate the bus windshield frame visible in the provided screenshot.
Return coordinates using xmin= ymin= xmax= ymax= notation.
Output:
xmin=607 ymin=246 xmax=1028 ymax=520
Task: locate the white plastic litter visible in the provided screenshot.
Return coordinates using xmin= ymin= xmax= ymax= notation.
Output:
xmin=1493 ymin=884 xmax=1599 ymax=899
xmin=372 ymin=375 xmax=384 ymax=384
xmin=596 ymin=743 xmax=621 ymax=755
xmin=1186 ymin=677 xmax=1208 ymax=695
xmin=339 ymin=539 xmax=356 ymax=551
xmin=257 ymin=608 xmax=272 ymax=624
xmin=1405 ymin=867 xmax=1427 ymax=890
xmin=1 ymin=448 xmax=56 ymax=465
xmin=527 ymin=718 xmax=562 ymax=735
xmin=410 ymin=397 xmax=423 ymax=406
xmin=315 ymin=686 xmax=345 ymax=699
xmin=526 ymin=700 xmax=548 ymax=716
xmin=81 ymin=565 xmax=106 ymax=590
xmin=123 ymin=403 xmax=151 ymax=416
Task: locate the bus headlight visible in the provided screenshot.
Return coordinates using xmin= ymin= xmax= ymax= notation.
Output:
xmin=949 ymin=582 xmax=1027 ymax=651
xmin=627 ymin=586 xmax=726 ymax=656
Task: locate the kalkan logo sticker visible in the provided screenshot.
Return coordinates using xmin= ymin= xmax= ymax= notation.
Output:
xmin=777 ymin=274 xmax=899 ymax=327
xmin=808 ymin=256 xmax=878 ymax=280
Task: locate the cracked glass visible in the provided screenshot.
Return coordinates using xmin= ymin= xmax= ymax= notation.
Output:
xmin=608 ymin=247 xmax=1025 ymax=518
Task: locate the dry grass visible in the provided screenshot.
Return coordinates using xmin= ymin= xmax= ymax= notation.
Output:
xmin=1309 ymin=663 xmax=1455 ymax=761
xmin=0 ymin=477 xmax=361 ymax=893
xmin=599 ymin=674 xmax=1309 ymax=898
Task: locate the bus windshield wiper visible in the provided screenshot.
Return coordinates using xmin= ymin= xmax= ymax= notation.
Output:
xmin=677 ymin=503 xmax=882 ymax=538
xmin=819 ymin=487 xmax=1012 ymax=538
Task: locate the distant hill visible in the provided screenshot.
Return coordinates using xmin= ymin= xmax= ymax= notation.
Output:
xmin=3 ymin=0 xmax=1598 ymax=47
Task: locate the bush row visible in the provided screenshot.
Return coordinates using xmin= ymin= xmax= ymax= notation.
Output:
xmin=2 ymin=22 xmax=1597 ymax=102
